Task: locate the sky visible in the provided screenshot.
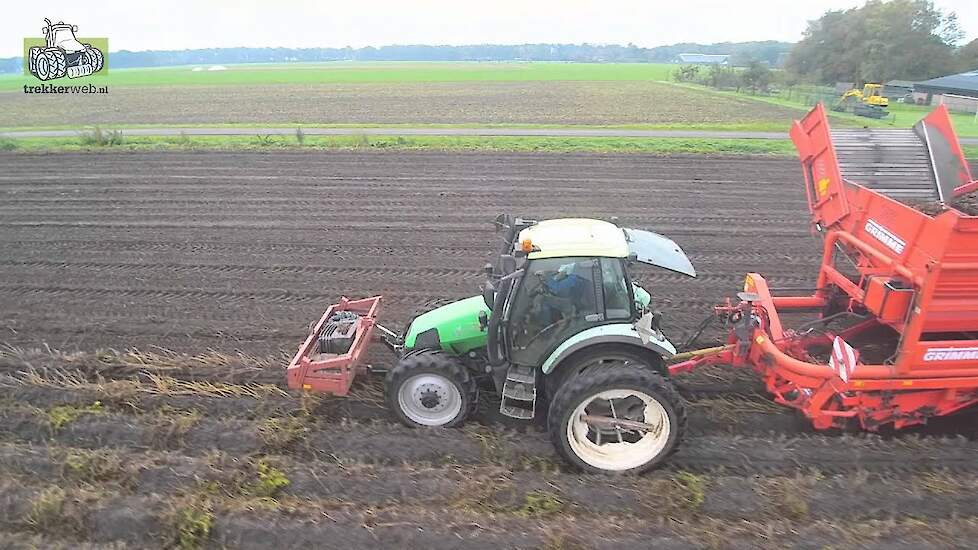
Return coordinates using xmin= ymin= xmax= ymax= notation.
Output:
xmin=2 ymin=0 xmax=976 ymax=57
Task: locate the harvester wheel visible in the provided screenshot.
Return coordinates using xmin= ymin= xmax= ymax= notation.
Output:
xmin=548 ymin=364 xmax=685 ymax=474
xmin=386 ymin=350 xmax=475 ymax=428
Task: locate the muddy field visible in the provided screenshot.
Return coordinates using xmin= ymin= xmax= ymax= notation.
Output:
xmin=0 ymin=81 xmax=801 ymax=127
xmin=2 ymin=150 xmax=978 ymax=549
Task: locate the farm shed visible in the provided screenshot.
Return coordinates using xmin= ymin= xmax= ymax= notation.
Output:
xmin=913 ymin=70 xmax=978 ymax=110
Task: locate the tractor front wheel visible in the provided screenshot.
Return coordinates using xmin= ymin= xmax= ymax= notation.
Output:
xmin=549 ymin=364 xmax=685 ymax=474
xmin=386 ymin=350 xmax=475 ymax=428
xmin=83 ymin=45 xmax=104 ymax=73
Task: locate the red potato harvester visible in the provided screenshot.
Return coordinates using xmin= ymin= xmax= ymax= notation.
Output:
xmin=671 ymin=103 xmax=978 ymax=431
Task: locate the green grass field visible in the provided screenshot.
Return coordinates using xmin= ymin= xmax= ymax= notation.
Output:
xmin=0 ymin=133 xmax=798 ymax=155
xmin=0 ymin=62 xmax=677 ymax=90
xmin=2 ymin=60 xmax=975 ymax=144
xmin=3 ymin=132 xmax=975 ymax=158
xmin=717 ymin=85 xmax=978 ymax=138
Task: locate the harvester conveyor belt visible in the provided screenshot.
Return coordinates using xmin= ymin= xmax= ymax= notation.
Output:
xmin=830 ymin=128 xmax=938 ymax=202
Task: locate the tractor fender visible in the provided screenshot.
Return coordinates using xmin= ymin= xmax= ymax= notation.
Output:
xmin=540 ymin=323 xmax=677 ymax=375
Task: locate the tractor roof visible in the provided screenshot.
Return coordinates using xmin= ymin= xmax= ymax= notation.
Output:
xmin=517 ymin=218 xmax=629 ymax=259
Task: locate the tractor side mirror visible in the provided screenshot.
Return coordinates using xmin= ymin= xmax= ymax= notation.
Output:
xmin=42 ymin=27 xmax=48 ymax=34
xmin=72 ymin=25 xmax=78 ymax=32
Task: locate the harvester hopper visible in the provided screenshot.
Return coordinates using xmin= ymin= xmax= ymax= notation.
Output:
xmin=672 ymin=103 xmax=978 ymax=430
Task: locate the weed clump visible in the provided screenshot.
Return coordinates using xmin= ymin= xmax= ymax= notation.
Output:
xmin=257 ymin=416 xmax=308 ymax=451
xmin=516 ymin=491 xmax=565 ymax=517
xmin=255 ymin=134 xmax=276 ymax=146
xmin=673 ymin=470 xmax=707 ymax=510
xmin=79 ymin=127 xmax=124 ymax=146
xmin=46 ymin=401 xmax=104 ymax=432
xmin=26 ymin=486 xmax=68 ymax=532
xmin=60 ymin=448 xmax=127 ymax=484
xmin=245 ymin=459 xmax=290 ymax=499
xmin=150 ymin=406 xmax=202 ymax=449
xmin=171 ymin=501 xmax=214 ymax=550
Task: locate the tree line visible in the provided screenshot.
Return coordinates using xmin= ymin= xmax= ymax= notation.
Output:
xmin=0 ymin=41 xmax=793 ymax=74
xmin=787 ymin=0 xmax=976 ymax=83
xmin=2 ymin=1 xmax=973 ymax=84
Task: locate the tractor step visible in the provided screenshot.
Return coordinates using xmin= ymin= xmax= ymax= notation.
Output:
xmin=500 ymin=365 xmax=536 ymax=419
xmin=499 ymin=404 xmax=534 ymax=420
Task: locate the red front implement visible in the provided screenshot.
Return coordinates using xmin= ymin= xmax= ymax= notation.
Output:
xmin=671 ymin=104 xmax=978 ymax=431
xmin=286 ymin=296 xmax=381 ymax=396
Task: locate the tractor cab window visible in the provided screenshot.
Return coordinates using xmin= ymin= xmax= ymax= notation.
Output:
xmin=508 ymin=257 xmax=632 ymax=366
xmin=508 ymin=257 xmax=599 ymax=365
xmin=602 ymin=259 xmax=632 ymax=320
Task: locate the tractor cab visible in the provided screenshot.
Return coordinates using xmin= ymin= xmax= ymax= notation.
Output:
xmin=490 ymin=217 xmax=695 ymax=371
xmin=43 ymin=21 xmax=85 ymax=52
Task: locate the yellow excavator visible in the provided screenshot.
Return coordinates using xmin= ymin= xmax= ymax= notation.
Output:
xmin=833 ymin=83 xmax=889 ymax=118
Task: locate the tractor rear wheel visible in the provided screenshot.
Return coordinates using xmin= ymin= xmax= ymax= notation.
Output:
xmin=548 ymin=364 xmax=685 ymax=474
xmin=386 ymin=350 xmax=475 ymax=428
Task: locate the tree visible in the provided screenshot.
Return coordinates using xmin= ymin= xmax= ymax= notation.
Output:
xmin=741 ymin=60 xmax=772 ymax=93
xmin=674 ymin=64 xmax=701 ymax=82
xmin=786 ymin=0 xmax=963 ymax=84
xmin=957 ymin=38 xmax=978 ymax=71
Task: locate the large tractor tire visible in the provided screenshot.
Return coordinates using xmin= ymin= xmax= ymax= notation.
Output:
xmin=386 ymin=350 xmax=476 ymax=428
xmin=32 ymin=51 xmax=52 ymax=80
xmin=548 ymin=364 xmax=686 ymax=474
xmin=45 ymin=49 xmax=67 ymax=80
xmin=83 ymin=45 xmax=104 ymax=73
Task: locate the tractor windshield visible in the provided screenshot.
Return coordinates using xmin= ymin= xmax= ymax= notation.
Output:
xmin=50 ymin=27 xmax=82 ymax=50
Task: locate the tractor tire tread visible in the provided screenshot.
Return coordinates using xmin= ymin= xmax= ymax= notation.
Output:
xmin=385 ymin=350 xmax=476 ymax=429
xmin=47 ymin=49 xmax=67 ymax=79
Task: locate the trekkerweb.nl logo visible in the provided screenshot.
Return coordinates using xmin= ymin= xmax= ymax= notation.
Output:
xmin=22 ymin=17 xmax=108 ymax=94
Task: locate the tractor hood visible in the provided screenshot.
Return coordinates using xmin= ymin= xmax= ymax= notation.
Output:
xmin=623 ymin=228 xmax=696 ymax=277
xmin=403 ymin=295 xmax=490 ymax=354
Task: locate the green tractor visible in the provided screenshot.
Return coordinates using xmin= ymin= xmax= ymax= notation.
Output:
xmin=385 ymin=215 xmax=696 ymax=474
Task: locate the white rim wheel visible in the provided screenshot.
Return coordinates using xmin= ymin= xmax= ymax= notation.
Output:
xmin=566 ymin=389 xmax=670 ymax=471
xmin=397 ymin=373 xmax=463 ymax=427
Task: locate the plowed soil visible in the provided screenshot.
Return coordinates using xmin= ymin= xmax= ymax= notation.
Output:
xmin=0 ymin=81 xmax=802 ymax=127
xmin=1 ymin=150 xmax=978 ymax=549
